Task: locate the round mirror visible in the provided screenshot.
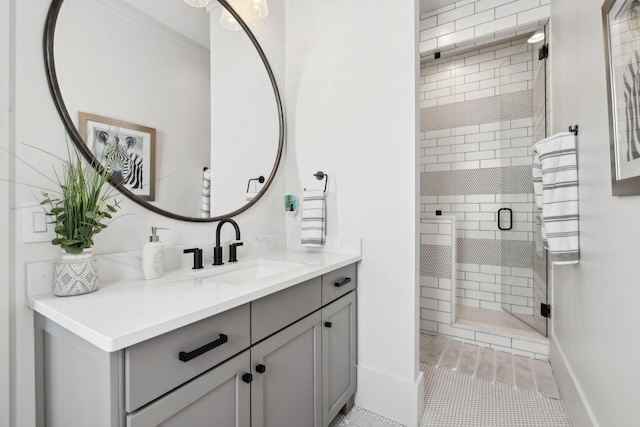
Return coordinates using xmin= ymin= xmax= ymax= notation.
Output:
xmin=44 ymin=0 xmax=284 ymax=221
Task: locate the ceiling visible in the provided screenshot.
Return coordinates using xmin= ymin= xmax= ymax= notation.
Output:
xmin=420 ymin=0 xmax=458 ymax=16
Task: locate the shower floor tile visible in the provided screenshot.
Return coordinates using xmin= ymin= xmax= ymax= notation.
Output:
xmin=456 ymin=305 xmax=542 ymax=336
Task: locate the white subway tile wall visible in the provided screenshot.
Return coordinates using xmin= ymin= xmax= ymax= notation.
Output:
xmin=419 ymin=0 xmax=551 ymax=54
xmin=418 ymin=4 xmax=551 ymax=347
xmin=420 ymin=218 xmax=547 ymax=358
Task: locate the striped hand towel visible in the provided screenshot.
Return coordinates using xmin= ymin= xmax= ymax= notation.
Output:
xmin=201 ymin=168 xmax=211 ymax=218
xmin=301 ymin=190 xmax=325 ymax=247
xmin=532 ymin=132 xmax=580 ymax=265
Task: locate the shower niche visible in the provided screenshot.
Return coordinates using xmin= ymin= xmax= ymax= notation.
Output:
xmin=419 ymin=27 xmax=550 ymax=356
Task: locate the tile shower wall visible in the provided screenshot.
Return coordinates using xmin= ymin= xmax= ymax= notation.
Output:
xmin=420 ymin=38 xmax=536 ymax=316
xmin=419 ymin=0 xmax=550 ymax=54
xmin=420 ymin=218 xmax=548 ymax=359
xmin=420 ymin=218 xmax=456 ymax=328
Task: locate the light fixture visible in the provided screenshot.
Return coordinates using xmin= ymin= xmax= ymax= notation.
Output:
xmin=184 ymin=0 xmax=209 ymax=7
xmin=248 ymin=0 xmax=268 ymax=19
xmin=220 ymin=8 xmax=241 ymax=31
xmin=527 ymin=31 xmax=545 ymax=44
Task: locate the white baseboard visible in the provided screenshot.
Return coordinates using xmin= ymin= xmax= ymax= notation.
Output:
xmin=549 ymin=334 xmax=600 ymax=427
xmin=355 ymin=364 xmax=425 ymax=427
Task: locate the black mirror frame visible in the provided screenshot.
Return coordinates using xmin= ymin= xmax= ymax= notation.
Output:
xmin=43 ymin=0 xmax=285 ymax=222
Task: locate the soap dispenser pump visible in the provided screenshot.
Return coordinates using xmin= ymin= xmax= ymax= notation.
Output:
xmin=143 ymin=227 xmax=169 ymax=280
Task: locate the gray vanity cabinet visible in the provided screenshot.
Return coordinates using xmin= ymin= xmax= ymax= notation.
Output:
xmin=251 ymin=311 xmax=323 ymax=427
xmin=35 ymin=262 xmax=358 ymax=427
xmin=321 ymin=291 xmax=357 ymax=427
xmin=126 ymin=350 xmax=251 ymax=427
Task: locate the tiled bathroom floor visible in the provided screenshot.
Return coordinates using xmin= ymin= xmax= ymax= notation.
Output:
xmin=330 ymin=335 xmax=571 ymax=427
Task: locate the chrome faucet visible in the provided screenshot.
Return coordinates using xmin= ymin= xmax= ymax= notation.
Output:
xmin=213 ymin=219 xmax=243 ymax=265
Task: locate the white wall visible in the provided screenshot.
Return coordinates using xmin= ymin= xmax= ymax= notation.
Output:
xmin=0 ymin=0 xmax=13 ymax=424
xmin=285 ymin=1 xmax=423 ymax=425
xmin=9 ymin=1 xmax=285 ymax=424
xmin=550 ymin=0 xmax=640 ymax=425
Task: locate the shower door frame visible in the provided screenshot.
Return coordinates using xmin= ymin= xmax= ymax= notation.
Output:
xmin=498 ymin=25 xmax=549 ymax=337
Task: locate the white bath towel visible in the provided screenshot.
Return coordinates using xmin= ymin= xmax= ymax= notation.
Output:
xmin=201 ymin=168 xmax=211 ymax=218
xmin=301 ymin=190 xmax=325 ymax=247
xmin=532 ymin=132 xmax=580 ymax=265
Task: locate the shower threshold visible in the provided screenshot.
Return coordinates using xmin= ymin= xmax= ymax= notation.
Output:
xmin=455 ymin=305 xmax=544 ymax=339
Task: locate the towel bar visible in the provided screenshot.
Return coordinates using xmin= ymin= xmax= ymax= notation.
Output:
xmin=305 ymin=171 xmax=329 ymax=193
xmin=246 ymin=176 xmax=265 ymax=192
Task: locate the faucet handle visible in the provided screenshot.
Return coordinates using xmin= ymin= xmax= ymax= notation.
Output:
xmin=183 ymin=248 xmax=204 ymax=269
xmin=228 ymin=240 xmax=244 ymax=263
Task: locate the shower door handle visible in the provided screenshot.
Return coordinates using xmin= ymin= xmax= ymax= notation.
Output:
xmin=497 ymin=208 xmax=513 ymax=231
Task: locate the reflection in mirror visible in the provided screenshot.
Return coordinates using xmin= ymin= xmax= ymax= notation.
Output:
xmin=49 ymin=0 xmax=283 ymax=220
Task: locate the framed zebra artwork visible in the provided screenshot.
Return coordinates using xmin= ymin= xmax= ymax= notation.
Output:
xmin=79 ymin=112 xmax=156 ymax=201
xmin=604 ymin=0 xmax=640 ymax=195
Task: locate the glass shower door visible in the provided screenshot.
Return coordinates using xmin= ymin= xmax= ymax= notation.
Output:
xmin=498 ymin=29 xmax=548 ymax=336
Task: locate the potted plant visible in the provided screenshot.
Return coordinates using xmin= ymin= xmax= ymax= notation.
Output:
xmin=41 ymin=147 xmax=121 ymax=296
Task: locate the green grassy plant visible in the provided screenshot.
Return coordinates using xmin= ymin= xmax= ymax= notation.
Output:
xmin=41 ymin=147 xmax=121 ymax=254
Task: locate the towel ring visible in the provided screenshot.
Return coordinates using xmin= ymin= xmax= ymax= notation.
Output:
xmin=305 ymin=171 xmax=329 ymax=193
xmin=246 ymin=176 xmax=265 ymax=192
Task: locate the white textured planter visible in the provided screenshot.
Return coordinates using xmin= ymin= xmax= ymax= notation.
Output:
xmin=53 ymin=249 xmax=99 ymax=297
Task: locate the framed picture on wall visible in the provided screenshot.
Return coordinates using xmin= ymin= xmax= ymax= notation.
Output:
xmin=79 ymin=112 xmax=156 ymax=201
xmin=603 ymin=0 xmax=640 ymax=195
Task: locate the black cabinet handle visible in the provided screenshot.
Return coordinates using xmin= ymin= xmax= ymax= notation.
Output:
xmin=256 ymin=364 xmax=266 ymax=374
xmin=334 ymin=277 xmax=351 ymax=287
xmin=178 ymin=334 xmax=228 ymax=362
xmin=324 ymin=322 xmax=333 ymax=328
xmin=242 ymin=373 xmax=253 ymax=383
xmin=497 ymin=208 xmax=513 ymax=231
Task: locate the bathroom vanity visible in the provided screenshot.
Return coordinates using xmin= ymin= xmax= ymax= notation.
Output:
xmin=30 ymin=250 xmax=359 ymax=427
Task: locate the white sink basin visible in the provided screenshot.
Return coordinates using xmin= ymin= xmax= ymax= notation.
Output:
xmin=189 ymin=259 xmax=304 ymax=285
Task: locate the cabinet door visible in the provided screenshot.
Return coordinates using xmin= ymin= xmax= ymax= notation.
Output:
xmin=251 ymin=311 xmax=322 ymax=427
xmin=126 ymin=350 xmax=250 ymax=427
xmin=322 ymin=291 xmax=356 ymax=427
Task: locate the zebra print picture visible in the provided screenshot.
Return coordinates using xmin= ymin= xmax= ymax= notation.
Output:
xmin=605 ymin=0 xmax=640 ymax=194
xmin=79 ymin=112 xmax=156 ymax=201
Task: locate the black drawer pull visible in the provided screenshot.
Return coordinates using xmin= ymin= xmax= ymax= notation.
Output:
xmin=324 ymin=322 xmax=333 ymax=328
xmin=334 ymin=277 xmax=351 ymax=287
xmin=178 ymin=333 xmax=228 ymax=362
xmin=256 ymin=364 xmax=266 ymax=374
xmin=242 ymin=373 xmax=253 ymax=383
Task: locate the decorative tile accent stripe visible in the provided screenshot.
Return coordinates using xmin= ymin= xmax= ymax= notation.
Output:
xmin=421 ymin=166 xmax=533 ymax=196
xmin=501 ymin=240 xmax=534 ymax=269
xmin=457 ymin=238 xmax=533 ymax=269
xmin=420 ymin=244 xmax=452 ymax=279
xmin=420 ymin=90 xmax=533 ymax=132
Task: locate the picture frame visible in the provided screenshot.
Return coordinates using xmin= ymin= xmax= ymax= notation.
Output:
xmin=603 ymin=0 xmax=640 ymax=195
xmin=79 ymin=112 xmax=156 ymax=201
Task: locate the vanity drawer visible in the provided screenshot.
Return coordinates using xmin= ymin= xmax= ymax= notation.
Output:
xmin=251 ymin=276 xmax=321 ymax=344
xmin=322 ymin=264 xmax=356 ymax=305
xmin=125 ymin=303 xmax=250 ymax=413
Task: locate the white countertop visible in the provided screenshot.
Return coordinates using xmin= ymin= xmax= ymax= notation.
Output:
xmin=28 ymin=249 xmax=361 ymax=352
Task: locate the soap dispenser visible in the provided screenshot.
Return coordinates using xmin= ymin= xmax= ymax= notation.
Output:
xmin=143 ymin=227 xmax=168 ymax=280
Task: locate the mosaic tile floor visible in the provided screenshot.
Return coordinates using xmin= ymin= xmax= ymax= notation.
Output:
xmin=420 ymin=334 xmax=560 ymax=398
xmin=329 ymin=335 xmax=571 ymax=427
